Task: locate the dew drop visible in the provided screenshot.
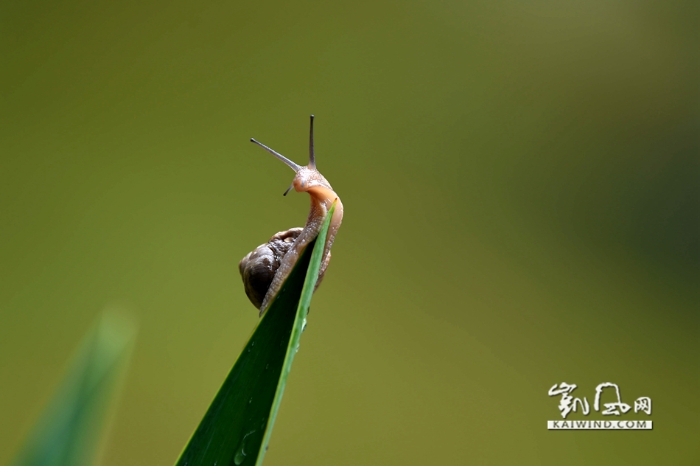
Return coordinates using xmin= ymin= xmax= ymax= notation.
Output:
xmin=233 ymin=430 xmax=256 ymax=465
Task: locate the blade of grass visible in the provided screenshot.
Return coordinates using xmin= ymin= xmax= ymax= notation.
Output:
xmin=255 ymin=202 xmax=333 ymax=464
xmin=175 ymin=203 xmax=335 ymax=466
xmin=13 ymin=310 xmax=137 ymax=466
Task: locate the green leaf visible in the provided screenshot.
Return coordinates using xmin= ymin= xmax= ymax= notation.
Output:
xmin=175 ymin=203 xmax=335 ymax=466
xmin=13 ymin=311 xmax=137 ymax=466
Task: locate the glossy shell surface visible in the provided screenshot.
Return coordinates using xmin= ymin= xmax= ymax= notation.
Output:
xmin=239 ymin=228 xmax=303 ymax=309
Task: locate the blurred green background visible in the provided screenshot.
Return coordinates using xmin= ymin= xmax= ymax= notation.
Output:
xmin=1 ymin=0 xmax=697 ymax=464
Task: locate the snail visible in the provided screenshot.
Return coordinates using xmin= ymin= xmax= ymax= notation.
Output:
xmin=239 ymin=115 xmax=344 ymax=316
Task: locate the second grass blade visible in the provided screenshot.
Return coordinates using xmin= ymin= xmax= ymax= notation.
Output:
xmin=13 ymin=311 xmax=136 ymax=466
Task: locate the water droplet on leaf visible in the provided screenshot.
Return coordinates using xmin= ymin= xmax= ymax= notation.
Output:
xmin=233 ymin=430 xmax=256 ymax=465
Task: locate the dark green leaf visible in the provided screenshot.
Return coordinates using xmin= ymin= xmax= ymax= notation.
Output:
xmin=176 ymin=204 xmax=335 ymax=466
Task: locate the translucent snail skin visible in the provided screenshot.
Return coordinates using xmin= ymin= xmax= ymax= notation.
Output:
xmin=239 ymin=115 xmax=344 ymax=316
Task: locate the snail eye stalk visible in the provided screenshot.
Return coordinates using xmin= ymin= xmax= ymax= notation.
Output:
xmin=309 ymin=114 xmax=315 ymax=169
xmin=250 ymin=138 xmax=301 ymax=172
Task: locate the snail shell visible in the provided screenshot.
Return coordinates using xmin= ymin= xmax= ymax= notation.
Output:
xmin=238 ymin=228 xmax=302 ymax=309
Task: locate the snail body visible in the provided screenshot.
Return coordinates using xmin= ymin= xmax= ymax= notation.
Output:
xmin=239 ymin=116 xmax=344 ymax=316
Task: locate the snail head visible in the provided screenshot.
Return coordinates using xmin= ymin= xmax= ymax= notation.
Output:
xmin=250 ymin=115 xmax=333 ymax=200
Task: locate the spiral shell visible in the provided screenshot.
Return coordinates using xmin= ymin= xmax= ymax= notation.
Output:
xmin=238 ymin=228 xmax=303 ymax=309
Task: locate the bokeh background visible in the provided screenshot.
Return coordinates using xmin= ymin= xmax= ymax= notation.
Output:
xmin=1 ymin=0 xmax=698 ymax=464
